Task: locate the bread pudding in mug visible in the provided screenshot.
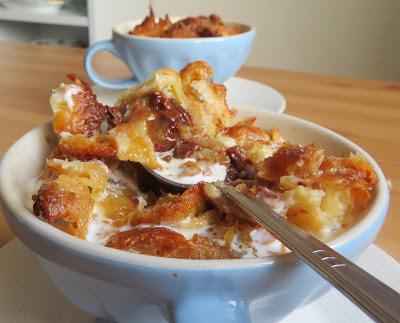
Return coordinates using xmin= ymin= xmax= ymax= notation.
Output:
xmin=130 ymin=9 xmax=243 ymax=38
xmin=30 ymin=62 xmax=378 ymax=259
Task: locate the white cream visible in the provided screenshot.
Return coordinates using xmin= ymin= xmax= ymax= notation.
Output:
xmin=50 ymin=83 xmax=83 ymax=139
xmin=155 ymin=155 xmax=227 ymax=185
xmin=249 ymin=228 xmax=289 ymax=257
xmin=134 ymin=221 xmax=214 ymax=240
xmin=86 ymin=168 xmax=149 ymax=244
xmin=51 ymin=83 xmax=82 ymax=111
xmin=58 ymin=131 xmax=72 ymax=138
xmin=86 ymin=206 xmax=117 ymax=244
xmin=215 ymin=133 xmax=237 ymax=148
xmin=87 ymin=211 xmax=214 ymax=245
xmin=63 ymin=84 xmax=82 ymax=110
xmin=230 ymin=229 xmax=289 ymax=258
xmin=109 ymin=169 xmax=140 ymax=193
xmin=28 ymin=167 xmax=289 ymax=258
xmin=86 ymin=205 xmax=133 ymax=245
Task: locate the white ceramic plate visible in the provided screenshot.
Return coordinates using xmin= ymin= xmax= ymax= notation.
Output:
xmin=93 ymin=76 xmax=286 ymax=113
xmin=1 ymin=240 xmax=399 ymax=322
xmin=283 ymin=244 xmax=400 ymax=323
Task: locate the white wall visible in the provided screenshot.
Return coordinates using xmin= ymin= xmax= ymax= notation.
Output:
xmin=89 ymin=0 xmax=400 ymax=81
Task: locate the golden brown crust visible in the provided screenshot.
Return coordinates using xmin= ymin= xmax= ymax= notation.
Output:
xmin=225 ymin=119 xmax=271 ymax=143
xmin=99 ymin=187 xmax=139 ymax=227
xmin=53 ymin=135 xmax=116 ymax=162
xmin=46 ymin=159 xmax=108 ymax=199
xmin=259 ymin=143 xmax=323 ymax=181
xmin=257 ymin=143 xmax=379 ymax=234
xmin=32 ymin=176 xmax=94 ymax=238
xmin=130 ymin=184 xmax=206 ymax=225
xmin=180 ymin=61 xmax=235 ymax=138
xmin=51 ymin=75 xmax=124 ymax=137
xmin=120 ymin=91 xmax=193 ymax=153
xmin=130 ymin=9 xmax=173 ymax=38
xmin=105 ymin=107 xmax=160 ymax=169
xmin=32 ymin=159 xmax=109 ymax=238
xmin=106 ymin=227 xmax=241 ymax=259
xmin=318 ymin=154 xmax=378 ymax=212
xmin=130 ymin=12 xmax=242 ymax=38
xmin=319 ymin=155 xmax=378 ymax=190
xmin=261 ymin=144 xmax=377 ymax=201
xmin=107 ymin=62 xmax=236 ymax=168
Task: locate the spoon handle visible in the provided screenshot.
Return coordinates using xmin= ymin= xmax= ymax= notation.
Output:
xmin=220 ymin=185 xmax=400 ymax=322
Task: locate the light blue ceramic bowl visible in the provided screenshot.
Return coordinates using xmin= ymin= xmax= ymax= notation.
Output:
xmin=0 ymin=109 xmax=389 ymax=323
xmin=84 ymin=19 xmax=256 ymax=89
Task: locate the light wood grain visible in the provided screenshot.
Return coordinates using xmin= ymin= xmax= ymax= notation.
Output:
xmin=0 ymin=42 xmax=398 ymax=260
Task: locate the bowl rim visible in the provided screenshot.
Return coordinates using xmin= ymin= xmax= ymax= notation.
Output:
xmin=112 ymin=17 xmax=256 ymax=42
xmin=0 ymin=109 xmax=389 ymax=271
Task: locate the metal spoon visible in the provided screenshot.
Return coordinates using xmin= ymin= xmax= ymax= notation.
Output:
xmin=145 ymin=166 xmax=189 ymax=191
xmin=144 ymin=167 xmax=400 ymax=322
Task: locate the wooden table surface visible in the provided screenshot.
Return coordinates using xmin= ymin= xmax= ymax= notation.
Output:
xmin=0 ymin=42 xmax=398 ymax=261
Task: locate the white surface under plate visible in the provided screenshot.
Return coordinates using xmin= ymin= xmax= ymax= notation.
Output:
xmin=92 ymin=76 xmax=286 ymax=113
xmin=0 ymin=239 xmax=398 ymax=323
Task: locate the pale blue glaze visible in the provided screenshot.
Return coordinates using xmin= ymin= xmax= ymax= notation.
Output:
xmin=2 ymin=201 xmax=388 ymax=323
xmin=84 ymin=26 xmax=255 ymax=89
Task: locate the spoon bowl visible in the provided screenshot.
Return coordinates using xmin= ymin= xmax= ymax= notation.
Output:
xmin=144 ymin=165 xmax=191 ymax=190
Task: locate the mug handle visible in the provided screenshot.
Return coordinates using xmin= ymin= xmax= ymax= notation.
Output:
xmin=172 ymin=294 xmax=250 ymax=323
xmin=84 ymin=40 xmax=138 ymax=89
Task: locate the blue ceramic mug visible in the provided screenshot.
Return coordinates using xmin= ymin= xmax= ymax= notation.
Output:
xmin=84 ymin=19 xmax=256 ymax=89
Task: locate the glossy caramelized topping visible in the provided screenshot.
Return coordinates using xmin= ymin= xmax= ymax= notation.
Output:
xmin=130 ymin=9 xmax=243 ymax=38
xmin=106 ymin=227 xmax=240 ymax=259
xmin=32 ymin=159 xmax=108 ymax=238
xmin=31 ymin=61 xmax=378 ymax=259
xmin=51 ymin=74 xmax=124 ymax=137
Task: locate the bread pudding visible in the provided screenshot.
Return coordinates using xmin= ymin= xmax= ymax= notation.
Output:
xmin=130 ymin=9 xmax=243 ymax=38
xmin=30 ymin=61 xmax=378 ymax=259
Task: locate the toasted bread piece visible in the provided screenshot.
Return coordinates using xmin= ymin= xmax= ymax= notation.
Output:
xmin=130 ymin=11 xmax=242 ymax=38
xmin=50 ymin=75 xmax=123 ymax=137
xmin=130 ymin=184 xmax=206 ymax=225
xmin=180 ymin=61 xmax=236 ymax=138
xmin=33 ymin=159 xmax=109 ymax=238
xmin=52 ymin=134 xmax=116 ymax=162
xmin=106 ymin=227 xmax=241 ymax=259
xmin=110 ymin=62 xmax=236 ymax=167
xmin=259 ymin=144 xmax=378 ymax=237
xmin=259 ymin=143 xmax=324 ymax=181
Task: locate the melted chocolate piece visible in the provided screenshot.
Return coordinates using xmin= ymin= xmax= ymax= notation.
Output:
xmin=174 ymin=140 xmax=200 ymax=158
xmin=226 ymin=146 xmax=257 ymax=181
xmin=148 ymin=91 xmax=193 ymax=152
